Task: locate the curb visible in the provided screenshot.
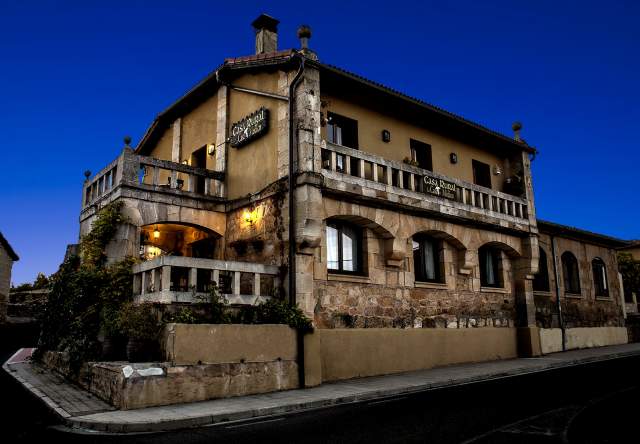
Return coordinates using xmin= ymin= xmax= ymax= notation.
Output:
xmin=5 ymin=347 xmax=640 ymax=434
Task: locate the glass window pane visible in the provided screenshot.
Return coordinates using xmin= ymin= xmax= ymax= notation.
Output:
xmin=423 ymin=238 xmax=436 ymax=281
xmin=327 ymin=225 xmax=339 ymax=270
xmin=342 ymin=228 xmax=355 ymax=271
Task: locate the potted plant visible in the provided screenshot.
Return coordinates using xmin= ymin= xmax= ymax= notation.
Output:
xmin=117 ymin=302 xmax=162 ymax=362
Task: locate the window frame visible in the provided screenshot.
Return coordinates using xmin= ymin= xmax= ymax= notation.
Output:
xmin=326 ymin=220 xmax=364 ymax=275
xmin=592 ymin=257 xmax=609 ymax=297
xmin=479 ymin=246 xmax=503 ymax=288
xmin=412 ymin=234 xmax=444 ymax=284
xmin=561 ymin=252 xmax=581 ymax=295
xmin=472 ymin=159 xmax=492 ymax=189
xmin=326 ymin=112 xmax=359 ymax=150
xmin=410 ymin=139 xmax=433 ymax=172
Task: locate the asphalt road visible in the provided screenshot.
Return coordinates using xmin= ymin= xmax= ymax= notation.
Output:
xmin=2 ymin=324 xmax=639 ymax=444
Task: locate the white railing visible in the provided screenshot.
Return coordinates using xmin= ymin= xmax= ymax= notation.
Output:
xmin=82 ymin=149 xmax=225 ymax=208
xmin=321 ymin=143 xmax=529 ymax=221
xmin=132 ymin=256 xmax=280 ymax=305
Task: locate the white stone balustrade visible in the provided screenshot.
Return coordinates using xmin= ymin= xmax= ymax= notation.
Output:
xmin=132 ymin=256 xmax=280 ymax=305
xmin=321 ymin=142 xmax=530 ymax=224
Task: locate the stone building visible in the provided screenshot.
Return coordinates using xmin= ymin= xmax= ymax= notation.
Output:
xmin=0 ymin=232 xmax=19 ymax=323
xmin=79 ymin=14 xmax=629 ymax=358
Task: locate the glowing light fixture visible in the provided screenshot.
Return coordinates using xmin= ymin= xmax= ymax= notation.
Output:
xmin=153 ymin=226 xmax=160 ymax=239
xmin=243 ymin=208 xmax=259 ymax=226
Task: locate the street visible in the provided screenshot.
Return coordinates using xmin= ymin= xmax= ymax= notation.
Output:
xmin=2 ymin=325 xmax=638 ymax=444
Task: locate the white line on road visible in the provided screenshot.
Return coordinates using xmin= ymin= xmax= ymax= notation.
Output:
xmin=225 ymin=417 xmax=285 ymax=429
xmin=367 ymin=396 xmax=408 ymax=405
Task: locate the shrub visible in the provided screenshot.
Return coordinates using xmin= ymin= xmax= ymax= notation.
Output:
xmin=117 ymin=302 xmax=162 ymax=341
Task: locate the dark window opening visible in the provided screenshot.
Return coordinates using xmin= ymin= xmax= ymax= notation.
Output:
xmin=413 ymin=235 xmax=444 ymax=283
xmin=327 ymin=112 xmax=359 ymax=149
xmin=562 ymin=252 xmax=581 ymax=294
xmin=479 ymin=246 xmax=503 ymax=288
xmin=472 ymin=160 xmax=492 ymax=189
xmin=592 ymin=258 xmax=609 ymax=297
xmin=326 ymin=220 xmax=363 ymax=274
xmin=533 ymin=247 xmax=550 ymax=292
xmin=410 ymin=139 xmax=433 ymax=171
xmin=191 ymin=146 xmax=207 ymax=193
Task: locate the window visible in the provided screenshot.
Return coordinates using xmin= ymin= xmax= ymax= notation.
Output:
xmin=327 ymin=112 xmax=359 ymax=149
xmin=592 ymin=258 xmax=608 ymax=297
xmin=479 ymin=246 xmax=503 ymax=288
xmin=410 ymin=139 xmax=433 ymax=171
xmin=412 ymin=235 xmax=443 ymax=283
xmin=472 ymin=160 xmax=492 ymax=189
xmin=561 ymin=252 xmax=581 ymax=294
xmin=533 ymin=247 xmax=550 ymax=292
xmin=326 ymin=220 xmax=363 ymax=274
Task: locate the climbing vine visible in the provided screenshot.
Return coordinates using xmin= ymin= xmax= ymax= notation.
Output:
xmin=34 ymin=201 xmax=134 ymax=371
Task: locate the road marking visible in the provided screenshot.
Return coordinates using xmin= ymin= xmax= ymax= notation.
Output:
xmin=367 ymin=396 xmax=407 ymax=405
xmin=225 ymin=417 xmax=285 ymax=429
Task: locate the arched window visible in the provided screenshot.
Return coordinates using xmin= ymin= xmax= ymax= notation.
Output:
xmin=326 ymin=220 xmax=363 ymax=274
xmin=412 ymin=234 xmax=444 ymax=283
xmin=561 ymin=252 xmax=581 ymax=294
xmin=533 ymin=247 xmax=550 ymax=292
xmin=592 ymin=258 xmax=609 ymax=297
xmin=479 ymin=245 xmax=503 ymax=288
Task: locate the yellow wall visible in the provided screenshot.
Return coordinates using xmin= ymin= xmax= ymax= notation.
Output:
xmin=226 ymin=71 xmax=282 ymax=199
xmin=321 ymin=94 xmax=507 ymax=191
xmin=539 ymin=327 xmax=628 ymax=354
xmin=305 ymin=327 xmax=518 ymax=383
xmin=181 ymin=94 xmax=217 ymax=169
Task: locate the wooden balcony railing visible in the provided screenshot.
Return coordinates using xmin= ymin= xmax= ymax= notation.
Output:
xmin=321 ymin=143 xmax=530 ymax=221
xmin=132 ymin=256 xmax=280 ymax=305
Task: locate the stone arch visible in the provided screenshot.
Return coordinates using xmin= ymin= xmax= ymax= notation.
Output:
xmin=410 ymin=229 xmax=471 ymax=274
xmin=324 ymin=214 xmax=403 ymax=267
xmin=478 ymin=240 xmax=522 ymax=259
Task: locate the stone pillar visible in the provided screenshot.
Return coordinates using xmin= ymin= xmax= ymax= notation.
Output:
xmin=514 ymin=234 xmax=542 ymax=357
xmin=214 ymin=85 xmax=228 ymax=197
xmin=171 ymin=118 xmax=182 ymax=164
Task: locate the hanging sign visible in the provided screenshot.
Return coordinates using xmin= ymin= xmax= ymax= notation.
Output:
xmin=230 ymin=107 xmax=269 ymax=148
xmin=423 ymin=175 xmax=457 ymax=200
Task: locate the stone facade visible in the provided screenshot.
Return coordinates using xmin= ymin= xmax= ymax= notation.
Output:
xmin=75 ymin=17 xmax=628 ymax=360
xmin=0 ymin=233 xmax=19 ymax=324
xmin=535 ymin=228 xmax=625 ymax=328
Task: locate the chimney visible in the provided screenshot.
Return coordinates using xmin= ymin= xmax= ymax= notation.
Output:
xmin=512 ymin=121 xmax=522 ymax=142
xmin=252 ymin=14 xmax=279 ymax=55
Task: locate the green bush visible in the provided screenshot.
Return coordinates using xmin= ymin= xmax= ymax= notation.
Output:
xmin=117 ymin=302 xmax=162 ymax=341
xmin=237 ymin=298 xmax=313 ymax=333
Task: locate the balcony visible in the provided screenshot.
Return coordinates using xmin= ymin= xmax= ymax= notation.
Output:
xmin=81 ymin=149 xmax=225 ymax=219
xmin=320 ymin=143 xmax=533 ymax=232
xmin=132 ymin=256 xmax=280 ymax=305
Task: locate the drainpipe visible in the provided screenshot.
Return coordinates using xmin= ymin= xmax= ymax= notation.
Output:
xmin=550 ymin=235 xmax=566 ymax=351
xmin=288 ymin=54 xmax=306 ymax=388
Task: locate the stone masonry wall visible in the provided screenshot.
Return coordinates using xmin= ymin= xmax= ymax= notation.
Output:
xmin=0 ymin=246 xmax=13 ymax=323
xmin=535 ymin=233 xmax=624 ymax=328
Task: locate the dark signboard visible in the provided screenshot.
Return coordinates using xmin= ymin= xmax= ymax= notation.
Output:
xmin=230 ymin=107 xmax=269 ymax=148
xmin=423 ymin=175 xmax=457 ymax=200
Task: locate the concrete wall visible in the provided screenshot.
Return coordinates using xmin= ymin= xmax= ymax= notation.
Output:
xmin=539 ymin=327 xmax=628 ymax=354
xmin=305 ymin=327 xmax=518 ymax=384
xmin=0 ymin=246 xmax=13 ymax=323
xmin=321 ymin=94 xmax=509 ymax=192
xmin=162 ymin=323 xmax=297 ymax=365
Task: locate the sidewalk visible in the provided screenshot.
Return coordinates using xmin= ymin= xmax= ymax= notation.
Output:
xmin=4 ymin=343 xmax=640 ymax=434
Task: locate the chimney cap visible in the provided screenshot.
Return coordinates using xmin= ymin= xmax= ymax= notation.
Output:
xmin=297 ymin=25 xmax=312 ymax=39
xmin=252 ymin=14 xmax=279 ymax=32
xmin=512 ymin=121 xmax=522 ymax=131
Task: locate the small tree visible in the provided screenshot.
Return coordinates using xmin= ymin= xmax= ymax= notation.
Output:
xmin=619 ymin=252 xmax=640 ymax=299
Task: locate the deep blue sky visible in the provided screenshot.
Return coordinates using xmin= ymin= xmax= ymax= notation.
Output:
xmin=2 ymin=1 xmax=638 ymax=285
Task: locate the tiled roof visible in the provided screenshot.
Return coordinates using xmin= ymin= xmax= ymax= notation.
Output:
xmin=136 ymin=50 xmax=535 ymax=155
xmin=0 ymin=231 xmax=19 ymax=261
xmin=316 ymin=61 xmax=535 ymax=153
xmin=537 ymin=219 xmax=630 ymax=248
